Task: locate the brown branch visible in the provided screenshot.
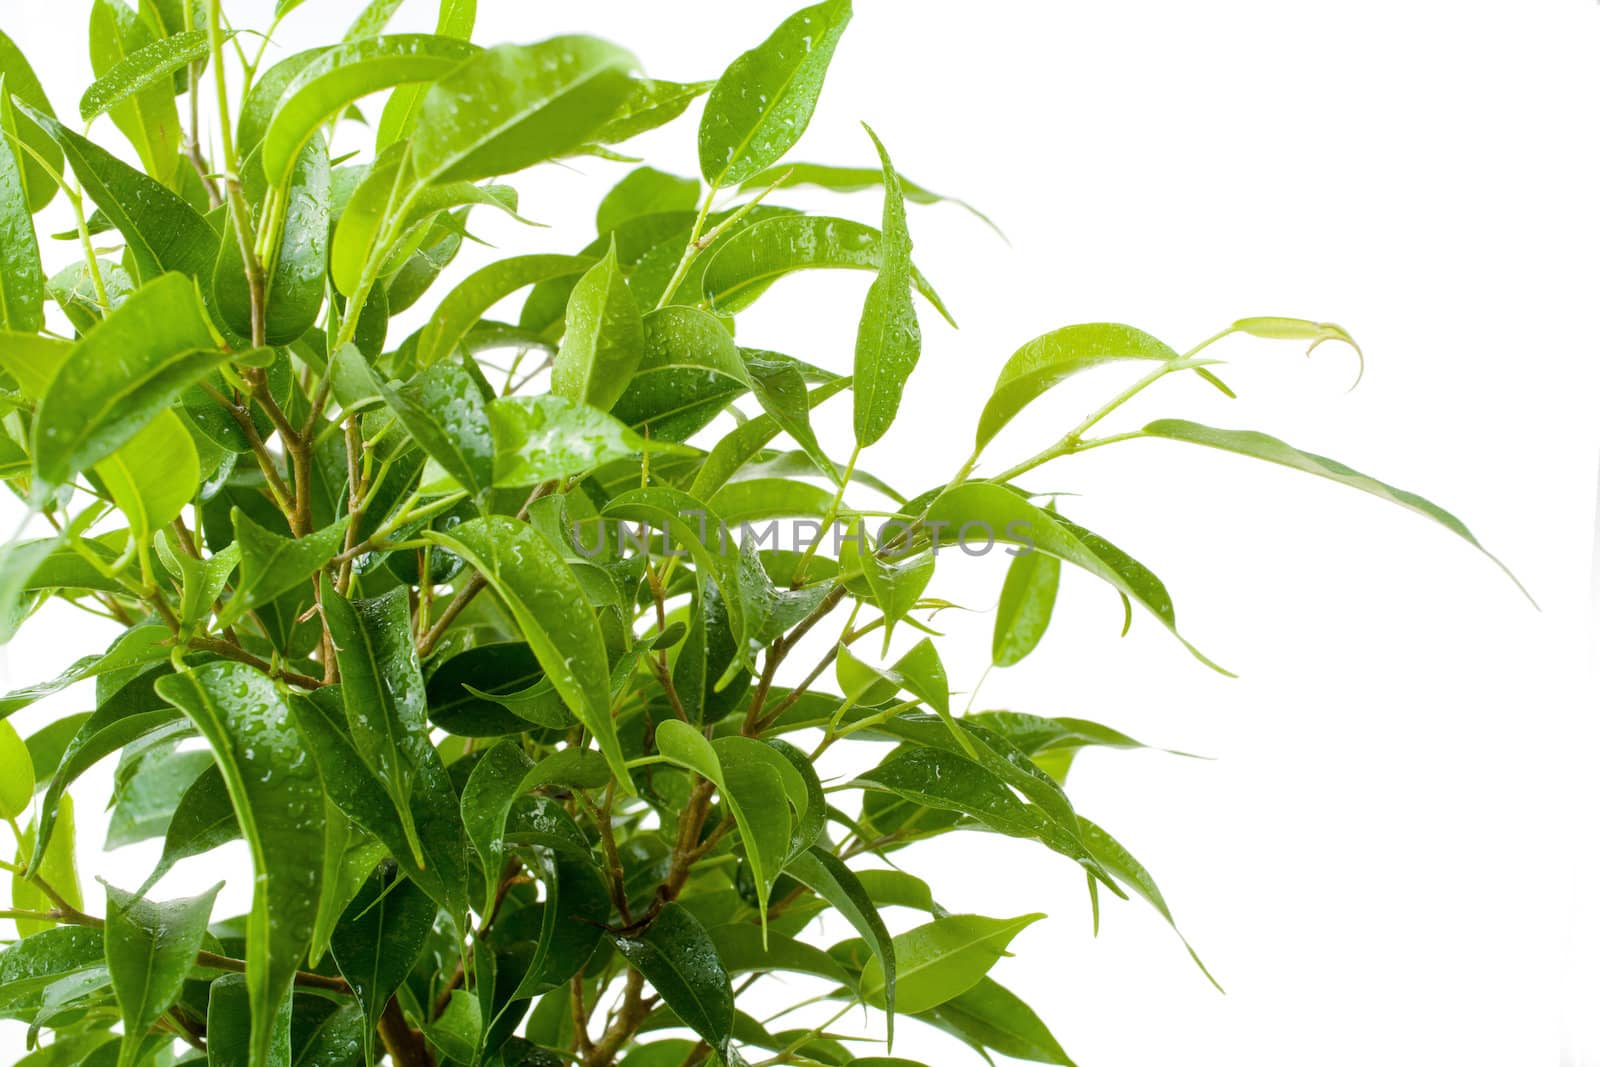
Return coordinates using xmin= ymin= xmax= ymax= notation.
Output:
xmin=187 ymin=636 xmax=325 ymax=690
xmin=378 ymin=995 xmax=434 ymax=1067
xmin=194 ymin=950 xmax=351 ymax=994
xmin=582 ymin=969 xmax=648 ymax=1067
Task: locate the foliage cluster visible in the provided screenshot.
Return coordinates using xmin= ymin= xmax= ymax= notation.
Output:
xmin=0 ymin=2 xmax=1513 ymax=1065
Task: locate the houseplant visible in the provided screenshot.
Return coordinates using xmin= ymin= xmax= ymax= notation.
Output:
xmin=0 ymin=1 xmax=1522 ymax=1065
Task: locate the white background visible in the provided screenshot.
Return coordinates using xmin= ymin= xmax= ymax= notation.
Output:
xmin=2 ymin=1 xmax=1597 ymax=1064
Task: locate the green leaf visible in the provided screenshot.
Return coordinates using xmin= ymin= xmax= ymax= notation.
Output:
xmin=290 ymin=688 xmax=470 ymax=922
xmin=79 ymin=28 xmax=210 ymax=121
xmin=260 ymin=34 xmax=478 ymax=189
xmin=739 ymin=161 xmax=1000 ymax=234
xmin=0 ymin=624 xmax=170 ymax=722
xmin=98 ymin=413 xmax=202 ymax=543
xmin=689 ymin=375 xmax=851 ymax=500
xmin=426 ymin=989 xmax=482 ymax=1063
xmin=104 ymin=747 xmax=211 ymax=850
xmin=0 ymin=30 xmax=63 ymax=213
xmin=597 ymin=167 xmax=699 ymax=233
xmin=592 ymin=78 xmax=712 ymax=145
xmin=411 ymin=36 xmax=638 ymax=184
xmin=215 ymin=135 xmax=331 ymax=344
xmin=1139 ymin=418 xmax=1530 ymax=599
xmin=0 ymin=83 xmax=44 ymax=333
xmin=329 ymin=864 xmax=436 ymax=1064
xmin=153 ymin=662 xmax=327 ymax=1067
xmin=426 ymin=516 xmax=630 ymax=788
xmin=701 ymin=215 xmax=952 ymax=325
xmin=926 ymin=483 xmax=1230 ymax=674
xmin=1231 ymin=316 xmax=1363 ymax=383
xmin=18 ymin=104 xmax=218 ymax=282
xmin=655 ymin=721 xmax=791 ymax=933
xmin=784 ymin=847 xmax=895 ymax=1040
xmin=697 ymin=0 xmax=852 ymax=188
xmin=611 ymin=902 xmax=733 ymax=1056
xmin=221 ymin=509 xmax=350 ymax=626
xmin=975 ymin=324 xmax=1179 ymax=452
xmin=374 ymin=0 xmax=477 ymax=149
xmin=552 ymin=242 xmax=645 ymax=413
xmin=840 ymin=521 xmax=933 ymax=652
xmin=1078 ymin=814 xmax=1220 ymax=990
xmin=31 ymin=272 xmax=223 ymax=491
xmin=206 ymin=972 xmax=291 ymax=1067
xmin=323 ymin=587 xmax=427 ymax=867
xmin=0 ymin=926 xmax=105 ymax=1019
xmin=610 ymin=305 xmax=751 ymax=442
xmin=29 ymin=666 xmax=182 ymax=875
xmin=859 ymin=912 xmax=1042 ymax=1015
xmin=141 ymin=764 xmax=236 ymax=889
xmin=852 ymin=745 xmax=1103 ymax=868
xmin=104 ymin=881 xmax=220 ymax=1063
xmin=707 ymin=924 xmax=850 ymax=985
xmin=924 ymin=976 xmax=1074 ymax=1066
xmin=993 ymin=524 xmax=1061 ymax=667
xmin=88 ymin=0 xmax=181 ymax=183
xmin=852 ymin=125 xmax=920 ymax=448
xmin=413 ymin=253 xmax=590 ymax=368
xmin=489 ymin=393 xmax=689 ymax=489
xmin=0 ymin=720 xmax=33 ymax=819
xmin=344 ymin=0 xmax=407 ymax=41
xmin=369 ymin=356 xmax=494 ymax=497
xmin=11 ymin=795 xmax=84 ymax=938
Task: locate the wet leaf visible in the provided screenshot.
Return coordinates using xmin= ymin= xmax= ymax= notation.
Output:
xmin=611 ymin=902 xmax=733 ymax=1055
xmin=79 ymin=29 xmax=211 ymax=121
xmin=154 ymin=662 xmax=327 ymax=1067
xmin=489 ymin=393 xmax=687 ymax=489
xmin=0 ymin=82 xmax=44 ymax=333
xmin=104 ymin=880 xmax=220 ymax=1060
xmin=852 ymin=125 xmax=920 ymax=448
xmin=414 ymin=253 xmax=590 ymax=367
xmin=329 ymin=864 xmax=436 ymax=1063
xmin=698 ymin=0 xmax=852 ymax=187
xmin=552 ymin=242 xmax=645 ymax=413
xmin=88 ymin=0 xmax=181 ymax=183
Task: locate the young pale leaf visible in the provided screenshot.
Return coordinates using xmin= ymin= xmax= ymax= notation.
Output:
xmin=1231 ymin=316 xmax=1363 ymax=383
xmin=0 ymin=83 xmax=44 ymax=333
xmin=974 ymin=323 xmax=1179 ymax=452
xmin=1139 ymin=419 xmax=1529 ymax=599
xmin=427 ymin=517 xmax=630 ymax=788
xmin=31 ymin=273 xmax=223 ymax=492
xmin=78 ymin=29 xmax=210 ymax=121
xmin=552 ymin=242 xmax=645 ymax=413
xmin=993 ymin=528 xmax=1061 ymax=667
xmin=260 ymin=34 xmax=479 ymax=189
xmin=10 ymin=796 xmax=83 ymax=937
xmin=0 ymin=720 xmax=33 ymax=819
xmin=413 ymin=253 xmax=590 ymax=367
xmin=412 ymin=36 xmax=638 ymax=184
xmin=489 ymin=394 xmax=688 ymax=489
xmin=374 ymin=0 xmax=478 ymax=149
xmin=104 ymin=881 xmax=220 ymax=1063
xmin=611 ymin=902 xmax=734 ymax=1056
xmin=853 ymin=124 xmax=920 ymax=448
xmin=20 ymin=104 xmax=219 ymax=282
xmin=345 ymin=0 xmax=407 ymax=40
xmin=697 ymin=0 xmax=852 ymax=188
xmin=329 ymin=864 xmax=436 ymax=1064
xmin=88 ymin=0 xmax=181 ymax=183
xmin=859 ymin=912 xmax=1043 ymax=1015
xmin=785 ymin=847 xmax=896 ymax=1041
xmin=701 ymin=215 xmax=953 ymax=324
xmin=927 ymin=483 xmax=1230 ymax=674
xmin=0 ymin=30 xmax=62 ymax=213
xmin=925 ymin=976 xmax=1075 ymax=1066
xmin=97 ymin=414 xmax=202 ymax=543
xmin=153 ymin=663 xmax=327 ymax=1067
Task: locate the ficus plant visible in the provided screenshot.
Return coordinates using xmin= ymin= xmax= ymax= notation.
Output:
xmin=0 ymin=2 xmax=1523 ymax=1066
